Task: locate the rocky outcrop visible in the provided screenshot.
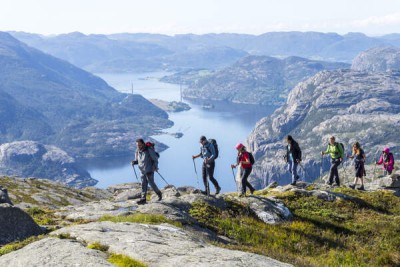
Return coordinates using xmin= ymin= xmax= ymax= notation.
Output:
xmin=0 ymin=204 xmax=44 ymax=245
xmin=0 ymin=185 xmax=12 ymax=205
xmin=247 ymin=68 xmax=400 ymax=187
xmin=0 ymin=141 xmax=97 ymax=188
xmin=180 ymin=55 xmax=349 ymax=105
xmin=0 ymin=237 xmax=114 ymax=267
xmin=55 ymin=185 xmax=293 ymax=225
xmin=351 ymin=46 xmax=400 ymax=72
xmin=2 ymin=176 xmax=112 ymax=209
xmin=49 ymin=221 xmax=293 ymax=267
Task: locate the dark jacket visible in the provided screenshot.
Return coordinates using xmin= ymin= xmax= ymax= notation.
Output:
xmin=286 ymin=140 xmax=302 ymax=162
xmin=135 ymin=147 xmax=158 ymax=174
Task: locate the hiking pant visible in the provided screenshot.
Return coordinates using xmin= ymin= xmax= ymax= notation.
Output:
xmin=140 ymin=172 xmax=161 ymax=199
xmin=287 ymin=160 xmax=299 ymax=183
xmin=355 ymin=161 xmax=364 ymax=178
xmin=240 ymin=167 xmax=255 ymax=194
xmin=329 ymin=158 xmax=341 ymax=185
xmin=202 ymin=161 xmax=220 ymax=192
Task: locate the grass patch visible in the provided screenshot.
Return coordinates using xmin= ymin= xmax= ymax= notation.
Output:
xmin=25 ymin=207 xmax=58 ymax=225
xmin=99 ymin=213 xmax=182 ymax=228
xmin=87 ymin=241 xmax=109 ymax=252
xmin=189 ymin=189 xmax=400 ymax=267
xmin=0 ymin=235 xmax=45 ymax=256
xmin=108 ymin=253 xmax=148 ymax=267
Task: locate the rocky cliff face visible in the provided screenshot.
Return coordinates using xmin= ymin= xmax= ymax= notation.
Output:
xmin=247 ymin=69 xmax=400 ymax=187
xmin=181 ymin=55 xmax=349 ymax=105
xmin=0 ymin=141 xmax=96 ymax=188
xmin=351 ymin=46 xmax=400 ymax=72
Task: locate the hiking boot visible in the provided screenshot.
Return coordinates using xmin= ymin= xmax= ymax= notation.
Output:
xmin=157 ymin=192 xmax=162 ymax=201
xmin=238 ymin=193 xmax=245 ymax=197
xmin=290 ymin=181 xmax=296 ymax=186
xmin=333 ymin=183 xmax=340 ymax=187
xmin=136 ymin=198 xmax=146 ymax=205
xmin=357 ymin=185 xmax=365 ymax=191
xmin=250 ymin=188 xmax=255 ymax=195
xmin=215 ymin=186 xmax=221 ymax=195
xmin=349 ymin=184 xmax=356 ymax=189
xmin=326 ymin=181 xmax=333 ymax=186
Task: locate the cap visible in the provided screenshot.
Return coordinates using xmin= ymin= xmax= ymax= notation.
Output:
xmin=235 ymin=143 xmax=244 ymax=150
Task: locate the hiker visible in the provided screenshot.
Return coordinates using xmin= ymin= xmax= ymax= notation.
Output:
xmin=284 ymin=135 xmax=302 ymax=186
xmin=375 ymin=147 xmax=394 ymax=175
xmin=347 ymin=142 xmax=366 ymax=190
xmin=321 ymin=136 xmax=344 ymax=186
xmin=131 ymin=138 xmax=162 ymax=205
xmin=192 ymin=136 xmax=221 ymax=195
xmin=231 ymin=143 xmax=255 ymax=197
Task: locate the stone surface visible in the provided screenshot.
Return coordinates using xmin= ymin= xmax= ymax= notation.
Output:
xmin=52 ymin=221 xmax=293 ymax=267
xmin=0 ymin=185 xmax=12 ymax=205
xmin=0 ymin=204 xmax=44 ymax=245
xmin=0 ymin=237 xmax=114 ymax=267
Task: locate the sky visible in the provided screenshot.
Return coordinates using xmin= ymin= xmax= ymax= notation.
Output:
xmin=1 ymin=0 xmax=400 ymax=36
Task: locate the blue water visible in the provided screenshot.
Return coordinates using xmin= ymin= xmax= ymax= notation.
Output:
xmin=84 ymin=72 xmax=276 ymax=192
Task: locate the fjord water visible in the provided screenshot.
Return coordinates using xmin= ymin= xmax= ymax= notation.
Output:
xmin=85 ymin=72 xmax=276 ymax=192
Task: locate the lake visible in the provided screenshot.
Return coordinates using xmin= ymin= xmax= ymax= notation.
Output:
xmin=84 ymin=72 xmax=276 ymax=193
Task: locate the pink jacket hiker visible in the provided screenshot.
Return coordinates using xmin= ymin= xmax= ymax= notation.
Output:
xmin=376 ymin=147 xmax=394 ymax=173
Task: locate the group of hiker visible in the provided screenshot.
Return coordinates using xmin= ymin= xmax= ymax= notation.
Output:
xmin=287 ymin=135 xmax=394 ymax=191
xmin=131 ymin=134 xmax=395 ymax=204
xmin=131 ymin=135 xmax=257 ymax=204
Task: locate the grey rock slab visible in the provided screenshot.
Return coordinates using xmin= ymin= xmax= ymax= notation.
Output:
xmin=0 ymin=204 xmax=44 ymax=245
xmin=52 ymin=221 xmax=293 ymax=267
xmin=55 ymin=199 xmax=138 ymax=221
xmin=0 ymin=237 xmax=114 ymax=267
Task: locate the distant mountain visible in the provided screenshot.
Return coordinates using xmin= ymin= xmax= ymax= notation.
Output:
xmin=246 ymin=68 xmax=400 ymax=187
xmin=0 ymin=32 xmax=172 ymax=158
xmin=351 ymin=46 xmax=400 ymax=72
xmin=177 ymin=55 xmax=349 ymax=105
xmin=10 ymin=32 xmax=248 ymax=72
xmin=0 ymin=141 xmax=96 ymax=188
xmin=10 ymin=31 xmax=400 ymax=73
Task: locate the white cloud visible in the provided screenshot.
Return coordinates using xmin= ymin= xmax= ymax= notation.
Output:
xmin=352 ymin=13 xmax=400 ymax=27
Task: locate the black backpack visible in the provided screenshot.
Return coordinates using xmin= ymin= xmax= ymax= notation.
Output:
xmin=248 ymin=152 xmax=255 ymax=165
xmin=208 ymin=139 xmax=219 ymax=159
xmin=146 ymin=142 xmax=160 ymax=158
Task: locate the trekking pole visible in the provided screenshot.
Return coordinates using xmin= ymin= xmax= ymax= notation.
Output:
xmin=320 ymin=154 xmax=323 ymax=181
xmin=231 ymin=167 xmax=239 ymax=192
xmin=192 ymin=158 xmax=200 ymax=189
xmin=299 ymin=162 xmax=306 ymax=180
xmin=156 ymin=171 xmax=170 ymax=186
xmin=131 ymin=164 xmax=140 ymax=182
xmin=372 ymin=148 xmax=381 ymax=181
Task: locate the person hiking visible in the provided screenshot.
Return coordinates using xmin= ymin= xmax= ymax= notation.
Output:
xmin=321 ymin=136 xmax=344 ymax=186
xmin=375 ymin=147 xmax=394 ymax=175
xmin=131 ymin=138 xmax=162 ymax=205
xmin=347 ymin=142 xmax=366 ymax=190
xmin=231 ymin=143 xmax=255 ymax=197
xmin=192 ymin=136 xmax=221 ymax=195
xmin=284 ymin=135 xmax=302 ymax=186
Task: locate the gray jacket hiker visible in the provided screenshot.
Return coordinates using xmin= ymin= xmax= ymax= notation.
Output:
xmin=192 ymin=136 xmax=221 ymax=195
xmin=132 ymin=139 xmax=162 ymax=204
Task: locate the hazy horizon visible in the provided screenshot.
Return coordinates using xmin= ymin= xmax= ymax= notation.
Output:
xmin=1 ymin=0 xmax=400 ymax=36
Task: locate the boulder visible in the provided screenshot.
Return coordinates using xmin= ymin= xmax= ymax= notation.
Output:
xmin=366 ymin=174 xmax=400 ymax=190
xmin=0 ymin=185 xmax=12 ymax=205
xmin=0 ymin=237 xmax=113 ymax=267
xmin=0 ymin=204 xmax=44 ymax=245
xmin=51 ymin=221 xmax=293 ymax=267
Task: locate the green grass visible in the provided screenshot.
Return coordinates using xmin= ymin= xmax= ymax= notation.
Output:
xmin=189 ymin=189 xmax=400 ymax=267
xmin=0 ymin=235 xmax=45 ymax=256
xmin=99 ymin=213 xmax=182 ymax=228
xmin=25 ymin=207 xmax=57 ymax=225
xmin=108 ymin=254 xmax=148 ymax=267
xmin=87 ymin=241 xmax=109 ymax=252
